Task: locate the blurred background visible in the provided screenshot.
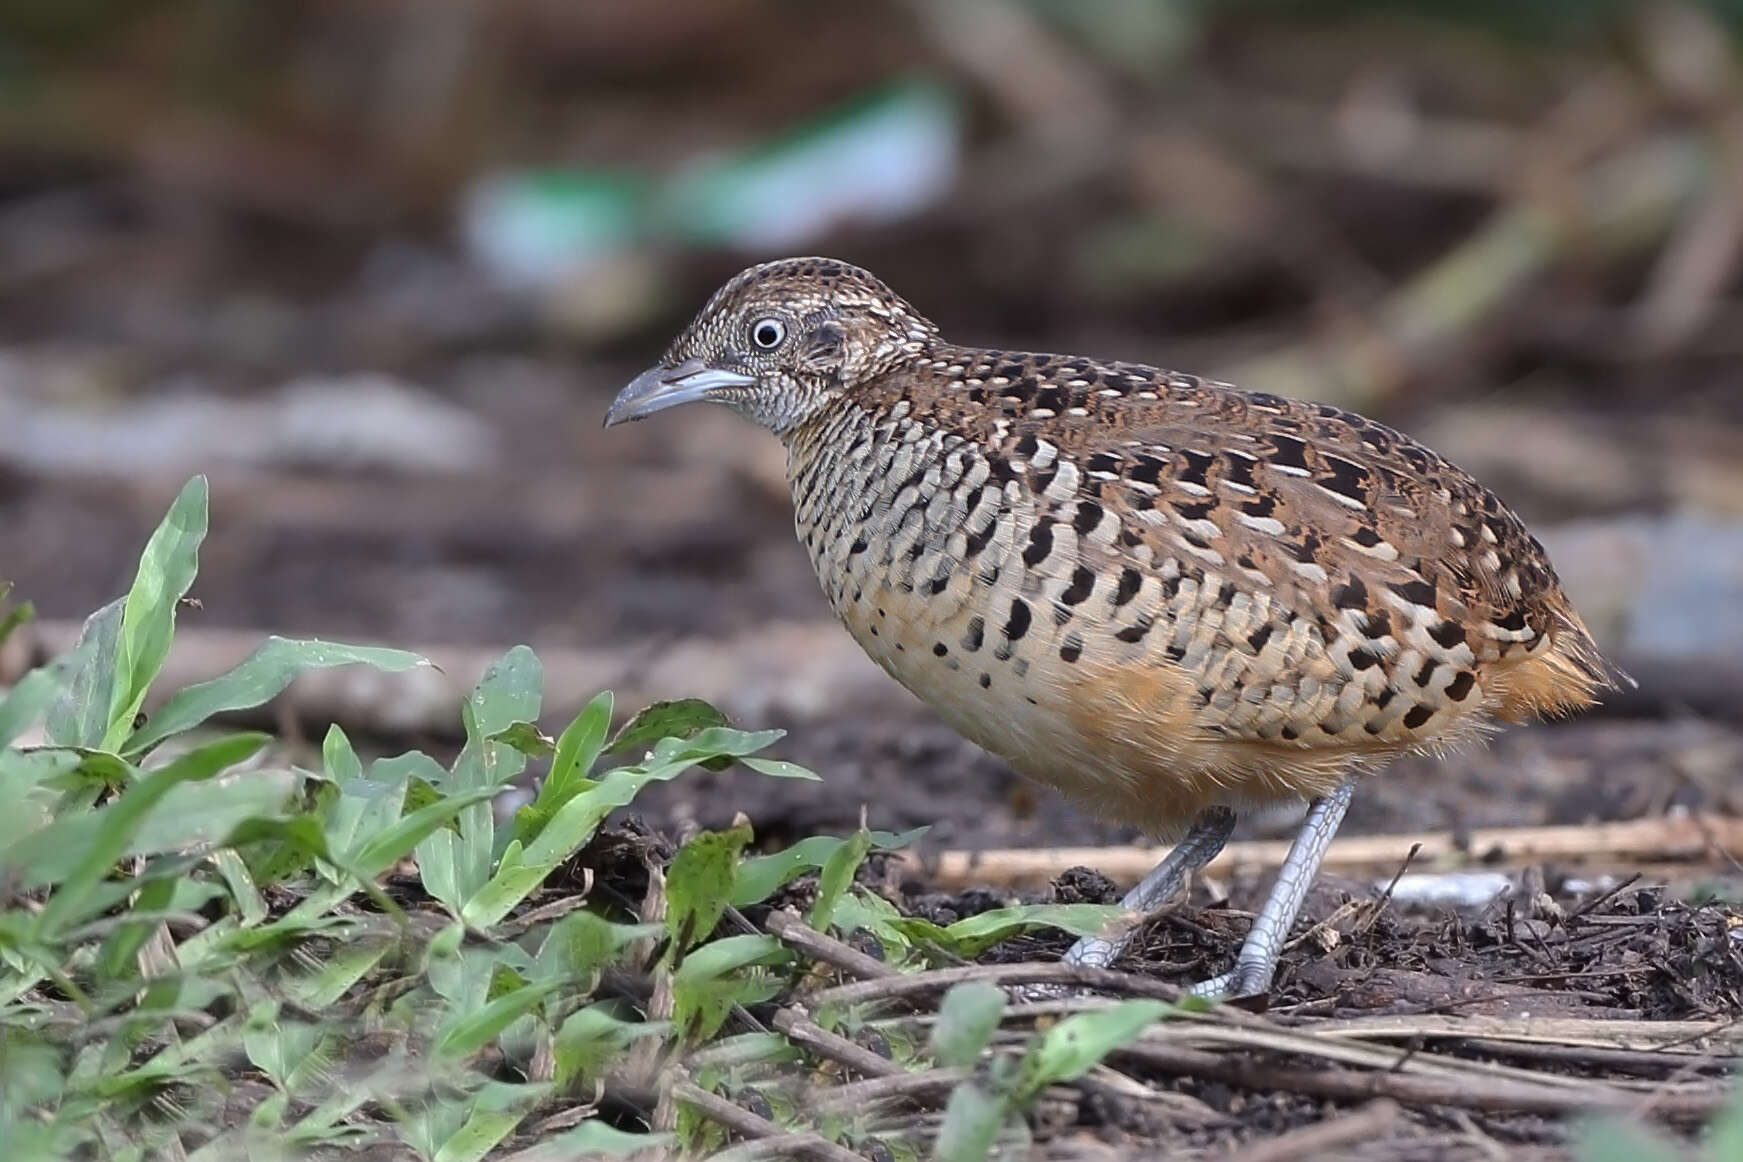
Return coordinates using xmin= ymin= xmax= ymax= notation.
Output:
xmin=0 ymin=0 xmax=1739 ymax=852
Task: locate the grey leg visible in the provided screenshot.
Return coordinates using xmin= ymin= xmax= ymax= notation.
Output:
xmin=1064 ymin=806 xmax=1236 ymax=970
xmin=1190 ymin=776 xmax=1358 ymax=998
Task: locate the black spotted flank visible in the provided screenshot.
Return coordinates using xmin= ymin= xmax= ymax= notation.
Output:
xmin=1429 ymin=620 xmax=1467 ymax=649
xmin=1403 ymin=704 xmax=1435 ymax=730
xmin=962 ymin=616 xmax=985 ymax=652
xmin=1061 ymin=566 xmax=1095 ymax=605
xmin=1114 ymin=616 xmax=1153 ymax=644
xmin=1247 ymin=622 xmax=1274 ymax=652
xmin=1331 ymin=576 xmax=1368 ymax=611
xmin=1223 ymin=452 xmax=1258 ymax=490
xmin=1349 ymin=646 xmax=1382 ymax=671
xmin=1446 ymin=671 xmax=1475 ymax=701
xmin=1023 ymin=521 xmax=1054 ymax=567
xmin=964 ymin=521 xmax=995 ymax=559
xmin=1073 ymin=500 xmax=1104 ymax=535
xmin=1389 ymin=578 xmax=1437 ymax=608
xmin=1086 ymin=452 xmax=1121 ymax=475
xmin=1059 ymin=633 xmax=1083 ymax=663
xmin=1014 ymin=432 xmax=1039 ymax=457
xmin=1004 ymin=598 xmax=1032 ymax=641
xmin=1113 ymin=567 xmax=1142 ymax=606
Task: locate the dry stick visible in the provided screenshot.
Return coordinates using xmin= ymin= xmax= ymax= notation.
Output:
xmin=766 ymin=910 xmax=897 ymax=981
xmin=907 ymin=813 xmax=1743 ymax=890
xmin=669 ymin=1080 xmax=862 ymax=1162
xmin=808 ymin=962 xmax=1181 ymax=1009
xmin=708 ymin=1133 xmax=855 ymax=1162
xmin=1449 ymin=1038 xmax=1734 ymax=1078
xmin=1112 ymin=1042 xmax=1732 ymax=1120
xmin=773 ymin=1008 xmax=902 ymax=1079
xmin=805 ymin=1067 xmax=968 ymax=1117
xmin=1219 ymin=1100 xmax=1399 ymax=1162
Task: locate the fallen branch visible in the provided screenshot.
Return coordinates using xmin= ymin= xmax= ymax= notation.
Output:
xmin=669 ymin=1080 xmax=861 ymax=1162
xmin=806 ymin=962 xmax=1181 ymax=1009
xmin=1220 ymin=1100 xmax=1398 ymax=1162
xmin=904 ymin=813 xmax=1743 ymax=890
xmin=1113 ymin=1041 xmax=1731 ymax=1120
xmin=772 ymin=1007 xmax=902 ymax=1079
xmin=767 ymin=910 xmax=897 ymax=981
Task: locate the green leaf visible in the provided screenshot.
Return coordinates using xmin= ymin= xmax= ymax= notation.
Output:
xmin=650 ymin=725 xmax=784 ymax=764
xmin=931 ymin=983 xmax=1006 ymax=1068
xmin=665 ymin=822 xmax=752 ymax=958
xmin=0 ymin=661 xmax=59 ymax=750
xmin=433 ymin=1082 xmax=549 ymax=1162
xmin=282 ymin=934 xmax=393 ymax=1009
xmin=515 ymin=691 xmax=612 ymax=844
xmin=809 ymin=827 xmax=873 ymax=930
xmin=321 ymin=730 xmax=415 ymax=867
xmin=129 ymin=768 xmax=297 ymax=854
xmin=1571 ymin=1117 xmax=1686 ymax=1162
xmin=604 ymin=698 xmax=730 ymax=758
xmin=211 ymin=848 xmax=267 ymax=926
xmin=23 ymin=733 xmax=268 ymax=936
xmin=487 ymin=721 xmax=554 ymax=757
xmin=671 ymin=934 xmax=791 ymax=1042
xmin=898 ymin=903 xmax=1127 ymax=958
xmin=0 ymin=591 xmax=32 ymax=650
xmin=738 ymin=756 xmax=820 ymax=780
xmin=126 ymin=637 xmax=429 ymax=754
xmin=672 ymin=933 xmax=790 ymax=984
xmin=95 ymin=874 xmax=176 ymax=985
xmin=0 ymin=751 xmax=71 ymax=855
xmin=1016 ymin=1000 xmax=1168 ymax=1100
xmin=731 ymin=827 xmax=926 ymax=906
xmin=933 ymin=1080 xmax=1009 ymax=1162
xmin=43 ymin=598 xmax=122 ymax=749
xmin=420 ymin=646 xmax=542 ymax=910
xmin=553 ymin=1005 xmax=668 ymax=1087
xmin=351 ymin=785 xmax=501 ymax=878
xmin=435 ymin=980 xmax=561 ymax=1059
xmin=105 ymin=475 xmax=209 ymax=752
xmin=535 ymin=911 xmax=661 ymax=981
xmin=433 ymin=1106 xmax=522 ymax=1162
xmin=473 ymin=745 xmax=751 ymax=924
xmin=506 ymin=1122 xmax=673 ymax=1160
xmin=1706 ymin=1089 xmax=1743 ymax=1162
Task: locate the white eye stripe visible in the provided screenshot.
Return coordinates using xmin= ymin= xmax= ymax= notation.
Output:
xmin=751 ymin=317 xmax=786 ymax=349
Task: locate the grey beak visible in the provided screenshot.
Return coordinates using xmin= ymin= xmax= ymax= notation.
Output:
xmin=604 ymin=357 xmax=757 ymax=426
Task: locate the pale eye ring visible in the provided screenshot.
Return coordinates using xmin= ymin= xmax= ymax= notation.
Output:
xmin=750 ymin=317 xmax=786 ymax=350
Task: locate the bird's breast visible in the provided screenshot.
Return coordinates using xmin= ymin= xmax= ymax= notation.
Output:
xmin=786 ymin=411 xmax=1243 ymax=826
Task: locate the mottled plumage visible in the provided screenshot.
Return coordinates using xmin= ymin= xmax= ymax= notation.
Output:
xmin=607 ymin=256 xmax=1616 ymax=996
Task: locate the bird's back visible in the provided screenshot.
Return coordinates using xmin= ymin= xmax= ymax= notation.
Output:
xmin=785 ymin=345 xmax=1611 ymax=834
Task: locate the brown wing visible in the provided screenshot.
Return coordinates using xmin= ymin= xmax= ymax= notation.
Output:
xmin=916 ymin=350 xmax=1613 ymax=752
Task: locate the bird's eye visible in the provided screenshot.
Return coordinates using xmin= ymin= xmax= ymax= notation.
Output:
xmin=750 ymin=317 xmax=786 ymax=350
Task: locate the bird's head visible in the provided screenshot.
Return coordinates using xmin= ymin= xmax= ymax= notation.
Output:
xmin=605 ymin=257 xmax=938 ymax=436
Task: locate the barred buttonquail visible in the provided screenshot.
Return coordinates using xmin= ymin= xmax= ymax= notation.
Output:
xmin=606 ymin=257 xmax=1616 ymax=997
